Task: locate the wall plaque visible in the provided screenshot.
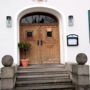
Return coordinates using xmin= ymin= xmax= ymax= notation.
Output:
xmin=67 ymin=34 xmax=79 ymax=46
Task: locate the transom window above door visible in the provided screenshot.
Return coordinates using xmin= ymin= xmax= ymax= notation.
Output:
xmin=20 ymin=12 xmax=58 ymax=24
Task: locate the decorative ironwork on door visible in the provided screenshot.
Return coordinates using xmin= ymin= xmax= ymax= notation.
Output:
xmin=20 ymin=12 xmax=58 ymax=24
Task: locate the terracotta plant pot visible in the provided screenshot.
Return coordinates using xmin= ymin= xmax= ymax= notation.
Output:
xmin=21 ymin=59 xmax=29 ymax=67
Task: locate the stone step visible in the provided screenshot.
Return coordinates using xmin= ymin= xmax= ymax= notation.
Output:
xmin=16 ymin=82 xmax=72 ymax=87
xmin=15 ymin=64 xmax=75 ymax=90
xmin=16 ymin=74 xmax=69 ymax=82
xmin=17 ymin=70 xmax=68 ymax=76
xmin=18 ymin=67 xmax=66 ymax=72
xmin=15 ymin=84 xmax=75 ymax=90
xmin=18 ymin=64 xmax=65 ymax=70
xmin=16 ymin=78 xmax=72 ymax=85
xmin=17 ymin=73 xmax=69 ymax=78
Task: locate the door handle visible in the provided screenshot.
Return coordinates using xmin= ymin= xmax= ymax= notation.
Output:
xmin=37 ymin=40 xmax=43 ymax=46
xmin=37 ymin=40 xmax=39 ymax=46
xmin=41 ymin=40 xmax=43 ymax=46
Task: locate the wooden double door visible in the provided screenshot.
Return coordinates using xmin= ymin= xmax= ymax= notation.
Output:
xmin=20 ymin=24 xmax=60 ymax=64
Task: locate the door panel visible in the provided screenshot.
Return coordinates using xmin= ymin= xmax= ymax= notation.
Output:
xmin=20 ymin=25 xmax=41 ymax=64
xmin=39 ymin=25 xmax=60 ymax=64
xmin=20 ymin=24 xmax=60 ymax=64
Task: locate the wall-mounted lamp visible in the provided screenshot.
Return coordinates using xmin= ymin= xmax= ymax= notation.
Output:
xmin=67 ymin=34 xmax=79 ymax=46
xmin=6 ymin=16 xmax=12 ymax=28
xmin=68 ymin=15 xmax=74 ymax=26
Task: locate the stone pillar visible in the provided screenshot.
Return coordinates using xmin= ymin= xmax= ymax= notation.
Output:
xmin=72 ymin=64 xmax=89 ymax=90
xmin=72 ymin=53 xmax=90 ymax=90
xmin=1 ymin=67 xmax=16 ymax=89
xmin=1 ymin=55 xmax=16 ymax=90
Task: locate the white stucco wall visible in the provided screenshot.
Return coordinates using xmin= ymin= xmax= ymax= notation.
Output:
xmin=0 ymin=0 xmax=90 ymax=72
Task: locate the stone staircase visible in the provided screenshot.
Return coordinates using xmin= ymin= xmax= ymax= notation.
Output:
xmin=15 ymin=64 xmax=75 ymax=90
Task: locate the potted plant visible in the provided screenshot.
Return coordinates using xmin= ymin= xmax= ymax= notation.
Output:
xmin=18 ymin=41 xmax=31 ymax=67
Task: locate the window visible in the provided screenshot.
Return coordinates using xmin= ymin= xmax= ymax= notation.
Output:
xmin=27 ymin=32 xmax=33 ymax=38
xmin=20 ymin=12 xmax=58 ymax=24
xmin=47 ymin=31 xmax=52 ymax=37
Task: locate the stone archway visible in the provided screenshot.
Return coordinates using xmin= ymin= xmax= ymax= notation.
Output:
xmin=15 ymin=6 xmax=65 ymax=65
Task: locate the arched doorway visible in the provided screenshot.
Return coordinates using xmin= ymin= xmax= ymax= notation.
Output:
xmin=20 ymin=12 xmax=60 ymax=64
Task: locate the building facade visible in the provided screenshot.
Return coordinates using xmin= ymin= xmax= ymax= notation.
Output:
xmin=0 ymin=0 xmax=90 ymax=70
